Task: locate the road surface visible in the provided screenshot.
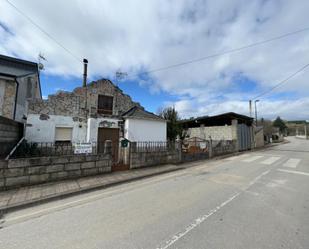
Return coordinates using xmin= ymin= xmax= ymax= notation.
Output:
xmin=0 ymin=137 xmax=308 ymax=249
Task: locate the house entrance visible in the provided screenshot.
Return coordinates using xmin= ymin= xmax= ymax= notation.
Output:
xmin=97 ymin=128 xmax=119 ymax=162
xmin=97 ymin=127 xmax=129 ymax=171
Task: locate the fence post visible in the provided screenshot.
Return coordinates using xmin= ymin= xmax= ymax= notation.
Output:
xmin=208 ymin=136 xmax=213 ymax=158
xmin=176 ymin=139 xmax=182 ymax=163
xmin=104 ymin=140 xmax=112 ymax=155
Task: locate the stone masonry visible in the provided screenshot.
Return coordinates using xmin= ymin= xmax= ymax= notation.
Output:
xmin=1 ymin=79 xmax=16 ymax=120
xmin=0 ymin=154 xmax=112 ymax=190
xmin=28 ymin=79 xmax=142 ymax=119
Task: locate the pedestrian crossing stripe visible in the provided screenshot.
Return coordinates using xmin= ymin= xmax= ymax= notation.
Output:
xmin=260 ymin=156 xmax=281 ymax=165
xmin=242 ymin=155 xmax=264 ymax=162
xmin=283 ymin=158 xmax=301 ymax=168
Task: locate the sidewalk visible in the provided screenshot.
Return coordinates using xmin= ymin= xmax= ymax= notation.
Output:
xmin=0 ymin=141 xmax=286 ymax=213
xmin=0 ymin=164 xmax=181 ymax=213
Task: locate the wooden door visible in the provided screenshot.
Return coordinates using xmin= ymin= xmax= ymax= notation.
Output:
xmin=97 ymin=128 xmax=119 ymax=161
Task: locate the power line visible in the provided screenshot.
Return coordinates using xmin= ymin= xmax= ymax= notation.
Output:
xmin=132 ymin=27 xmax=309 ymax=77
xmin=5 ymin=0 xmax=82 ymax=63
xmin=252 ymin=62 xmax=309 ymax=100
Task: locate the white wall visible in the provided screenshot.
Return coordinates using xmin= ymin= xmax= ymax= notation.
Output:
xmin=26 ymin=114 xmax=121 ymax=143
xmin=87 ymin=117 xmax=120 ymax=143
xmin=124 ymin=118 xmax=167 ymax=141
xmin=26 ymin=114 xmax=87 ymax=143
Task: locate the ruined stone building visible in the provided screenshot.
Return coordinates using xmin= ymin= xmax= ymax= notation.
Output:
xmin=25 ymin=79 xmax=167 ymax=145
xmin=0 ymin=54 xmax=41 ymax=122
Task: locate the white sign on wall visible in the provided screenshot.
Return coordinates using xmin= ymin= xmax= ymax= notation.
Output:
xmin=74 ymin=143 xmax=92 ymax=154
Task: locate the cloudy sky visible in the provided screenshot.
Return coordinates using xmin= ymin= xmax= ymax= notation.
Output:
xmin=0 ymin=0 xmax=309 ymax=120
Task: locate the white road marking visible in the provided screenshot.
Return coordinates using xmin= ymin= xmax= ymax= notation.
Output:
xmin=283 ymin=158 xmax=301 ymax=168
xmin=242 ymin=155 xmax=263 ymax=163
xmin=225 ymin=154 xmax=249 ymax=161
xmin=157 ymin=170 xmax=270 ymax=249
xmin=277 ymin=169 xmax=309 ymax=177
xmin=156 ymin=192 xmax=240 ymax=249
xmin=248 ymin=170 xmax=270 ymax=186
xmin=260 ymin=156 xmax=281 ymax=165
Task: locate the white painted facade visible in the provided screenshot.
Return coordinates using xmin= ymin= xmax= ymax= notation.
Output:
xmin=25 ymin=114 xmax=166 ymax=143
xmin=26 ymin=114 xmax=88 ymax=143
xmin=87 ymin=117 xmax=120 ymax=143
xmin=124 ymin=118 xmax=167 ymax=141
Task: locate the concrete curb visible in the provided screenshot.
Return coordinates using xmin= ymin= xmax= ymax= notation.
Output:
xmin=0 ymin=167 xmax=183 ymax=214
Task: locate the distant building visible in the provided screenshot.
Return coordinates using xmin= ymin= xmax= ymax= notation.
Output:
xmin=0 ymin=54 xmax=42 ymax=122
xmin=286 ymin=120 xmax=308 ymax=137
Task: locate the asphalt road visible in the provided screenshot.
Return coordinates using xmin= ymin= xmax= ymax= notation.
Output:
xmin=0 ymin=137 xmax=308 ymax=249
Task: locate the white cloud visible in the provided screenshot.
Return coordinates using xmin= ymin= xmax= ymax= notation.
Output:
xmin=1 ymin=0 xmax=309 ymax=119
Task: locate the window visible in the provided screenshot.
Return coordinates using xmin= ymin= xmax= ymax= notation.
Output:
xmin=55 ymin=127 xmax=73 ymax=145
xmin=98 ymin=95 xmax=113 ymax=115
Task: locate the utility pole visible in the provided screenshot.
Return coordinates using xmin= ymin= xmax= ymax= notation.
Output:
xmin=249 ymin=100 xmax=252 ymax=117
xmin=254 ymin=100 xmax=260 ymax=126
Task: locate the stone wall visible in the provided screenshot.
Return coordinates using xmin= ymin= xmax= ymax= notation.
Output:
xmin=0 ymin=154 xmax=112 ymax=189
xmin=255 ymin=128 xmax=265 ymax=148
xmin=188 ymin=126 xmax=233 ymax=140
xmin=0 ymin=116 xmax=23 ymax=158
xmin=130 ymin=143 xmax=182 ymax=169
xmin=0 ymin=79 xmax=16 ymax=120
xmin=28 ymin=79 xmax=141 ymax=119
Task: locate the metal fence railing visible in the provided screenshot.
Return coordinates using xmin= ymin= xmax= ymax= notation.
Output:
xmin=10 ymin=138 xmax=237 ymax=161
xmin=10 ymin=141 xmax=108 ymax=159
xmin=131 ymin=141 xmax=177 ymax=153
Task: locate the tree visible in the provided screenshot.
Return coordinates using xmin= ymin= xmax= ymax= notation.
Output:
xmin=273 ymin=116 xmax=287 ymax=132
xmin=158 ymin=107 xmax=183 ymax=141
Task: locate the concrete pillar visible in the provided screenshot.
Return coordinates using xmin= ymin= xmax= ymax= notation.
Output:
xmin=123 ymin=144 xmax=131 ymax=165
xmin=231 ymin=119 xmax=239 ymax=152
xmin=175 ymin=139 xmax=182 ymax=163
xmin=208 ymin=136 xmax=213 ymax=158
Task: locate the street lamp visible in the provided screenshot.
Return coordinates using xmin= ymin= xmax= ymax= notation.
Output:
xmin=254 ymin=100 xmax=260 ymax=126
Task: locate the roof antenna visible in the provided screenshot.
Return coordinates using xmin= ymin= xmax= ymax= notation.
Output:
xmin=114 ymin=70 xmax=127 ymax=111
xmin=38 ymin=52 xmax=46 ymax=71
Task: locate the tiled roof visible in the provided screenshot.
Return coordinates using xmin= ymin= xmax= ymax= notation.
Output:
xmin=122 ymin=106 xmax=166 ymax=121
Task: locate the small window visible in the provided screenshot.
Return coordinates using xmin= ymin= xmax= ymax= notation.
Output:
xmin=98 ymin=95 xmax=113 ymax=115
xmin=55 ymin=127 xmax=72 ymax=145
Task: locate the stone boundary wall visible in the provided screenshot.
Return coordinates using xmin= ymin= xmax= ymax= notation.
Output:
xmin=130 ymin=149 xmax=181 ymax=169
xmin=0 ymin=116 xmax=23 ymax=158
xmin=0 ymin=154 xmax=112 ymax=190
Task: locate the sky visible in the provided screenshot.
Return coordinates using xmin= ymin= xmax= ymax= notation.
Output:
xmin=0 ymin=0 xmax=309 ymax=120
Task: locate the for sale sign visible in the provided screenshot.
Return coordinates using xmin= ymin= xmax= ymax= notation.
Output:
xmin=74 ymin=143 xmax=92 ymax=154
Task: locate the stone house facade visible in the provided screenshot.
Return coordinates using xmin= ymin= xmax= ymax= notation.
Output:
xmin=0 ymin=54 xmax=41 ymax=122
xmin=25 ymin=79 xmax=167 ymax=147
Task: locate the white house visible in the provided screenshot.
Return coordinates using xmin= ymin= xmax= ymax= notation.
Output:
xmin=123 ymin=106 xmax=167 ymax=141
xmin=25 ymin=79 xmax=167 ymax=146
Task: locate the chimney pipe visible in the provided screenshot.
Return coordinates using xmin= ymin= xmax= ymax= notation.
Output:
xmin=83 ymin=58 xmax=88 ymax=87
